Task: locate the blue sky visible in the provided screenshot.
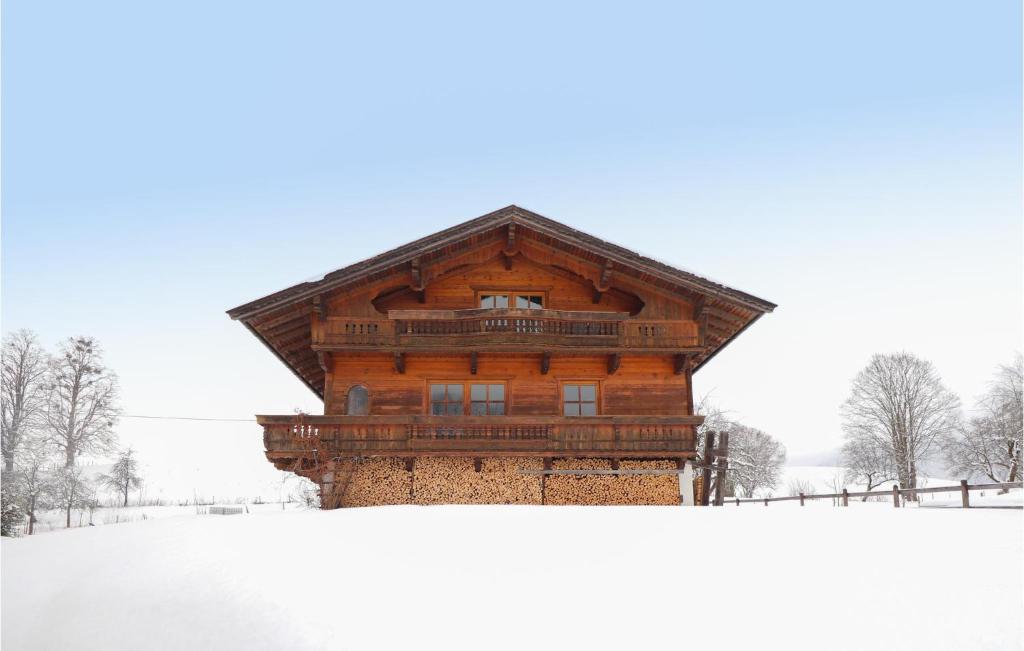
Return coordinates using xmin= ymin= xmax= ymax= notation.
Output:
xmin=3 ymin=1 xmax=1021 ymax=496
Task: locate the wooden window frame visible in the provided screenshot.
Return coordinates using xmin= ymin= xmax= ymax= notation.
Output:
xmin=426 ymin=380 xmax=509 ymax=416
xmin=469 ymin=383 xmax=507 ymax=416
xmin=428 ymin=383 xmax=465 ymax=416
xmin=474 ymin=289 xmax=548 ymax=310
xmin=560 ymin=381 xmax=600 ymax=417
xmin=344 ymin=384 xmax=371 ymax=415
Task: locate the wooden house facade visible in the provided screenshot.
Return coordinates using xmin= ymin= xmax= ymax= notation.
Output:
xmin=227 ymin=206 xmax=775 ymax=507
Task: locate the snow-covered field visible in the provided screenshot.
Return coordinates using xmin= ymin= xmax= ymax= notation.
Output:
xmin=3 ymin=504 xmax=1021 ymax=651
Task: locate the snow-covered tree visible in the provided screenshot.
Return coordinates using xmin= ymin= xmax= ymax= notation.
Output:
xmin=943 ymin=354 xmax=1022 ymax=486
xmin=99 ymin=448 xmax=143 ymax=507
xmin=44 ymin=337 xmax=121 ymax=468
xmin=841 ymin=430 xmax=897 ymax=493
xmin=51 ymin=464 xmax=91 ymax=529
xmin=16 ymin=436 xmax=53 ymax=534
xmin=1 ymin=330 xmax=49 ymax=472
xmin=1 ymin=474 xmax=25 ymax=537
xmin=841 ymin=352 xmax=960 ymax=498
xmin=727 ymin=422 xmax=786 ymax=498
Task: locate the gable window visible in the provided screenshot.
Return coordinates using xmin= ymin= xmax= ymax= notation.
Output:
xmin=346 ymin=385 xmax=369 ymax=415
xmin=515 ymin=295 xmax=544 ymax=309
xmin=479 ymin=294 xmax=510 ymax=309
xmin=470 ymin=384 xmax=506 ymax=415
xmin=430 ymin=384 xmax=464 ymax=415
xmin=563 ymin=383 xmax=597 ymax=416
xmin=478 ymin=291 xmax=544 ymax=309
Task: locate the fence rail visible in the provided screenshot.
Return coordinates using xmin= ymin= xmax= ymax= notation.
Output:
xmin=732 ymin=480 xmax=1023 ymax=509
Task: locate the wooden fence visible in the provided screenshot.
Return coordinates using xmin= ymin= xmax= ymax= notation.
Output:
xmin=731 ymin=480 xmax=1023 ymax=509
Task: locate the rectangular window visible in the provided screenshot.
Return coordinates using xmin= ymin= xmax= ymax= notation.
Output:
xmin=479 ymin=294 xmax=510 ymax=309
xmin=478 ymin=291 xmax=544 ymax=309
xmin=470 ymin=383 xmax=506 ymax=415
xmin=514 ymin=295 xmax=544 ymax=309
xmin=430 ymin=383 xmax=464 ymax=415
xmin=563 ymin=383 xmax=597 ymax=416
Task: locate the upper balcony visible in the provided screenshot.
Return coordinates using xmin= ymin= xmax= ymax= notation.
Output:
xmin=312 ymin=308 xmax=701 ymax=353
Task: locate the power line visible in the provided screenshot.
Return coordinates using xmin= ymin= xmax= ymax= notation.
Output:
xmin=123 ymin=414 xmax=256 ymax=422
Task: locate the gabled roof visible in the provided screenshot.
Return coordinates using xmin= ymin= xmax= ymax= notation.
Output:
xmin=227 ymin=205 xmax=776 ymax=398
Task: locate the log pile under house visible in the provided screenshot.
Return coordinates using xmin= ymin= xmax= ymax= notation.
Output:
xmin=227 ymin=205 xmax=775 ymax=507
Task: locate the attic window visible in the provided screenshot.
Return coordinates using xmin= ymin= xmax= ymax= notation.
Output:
xmin=478 ymin=292 xmax=544 ymax=309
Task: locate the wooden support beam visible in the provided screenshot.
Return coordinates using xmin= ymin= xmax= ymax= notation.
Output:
xmin=592 ymin=260 xmax=614 ymax=303
xmin=674 ymin=353 xmax=688 ymax=375
xmin=473 ymin=458 xmax=482 ymax=473
xmin=405 ymin=458 xmax=415 ymax=473
xmin=714 ymin=431 xmax=729 ymax=506
xmin=316 ymin=351 xmax=333 ymax=373
xmin=691 ymin=295 xmax=705 ymax=320
xmin=393 ymin=352 xmax=406 ymax=374
xmin=504 ymin=222 xmax=517 ymax=254
xmin=540 ymin=352 xmax=551 ymax=375
xmin=610 ymin=459 xmax=620 ymax=471
xmin=503 ymin=252 xmax=514 ymax=270
xmin=607 ymin=353 xmax=621 ymax=375
xmin=312 ymin=295 xmax=326 ymax=319
xmin=543 ymin=458 xmax=552 ymax=471
xmin=410 ymin=257 xmax=426 ymax=293
xmin=701 ymin=431 xmax=715 ymax=506
xmin=470 ymin=352 xmax=478 ymax=375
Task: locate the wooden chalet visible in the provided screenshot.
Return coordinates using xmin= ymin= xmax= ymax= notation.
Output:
xmin=227 ymin=205 xmax=775 ymax=507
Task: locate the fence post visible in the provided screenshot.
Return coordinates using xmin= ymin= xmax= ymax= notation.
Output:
xmin=960 ymin=479 xmax=970 ymax=509
xmin=735 ymin=497 xmax=739 ymax=506
xmin=763 ymin=498 xmax=768 ymax=507
xmin=799 ymin=492 xmax=805 ymax=506
xmin=892 ymin=485 xmax=900 ymax=508
xmin=842 ymin=488 xmax=849 ymax=507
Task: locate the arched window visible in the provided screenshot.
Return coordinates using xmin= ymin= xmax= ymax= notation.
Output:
xmin=346 ymin=385 xmax=369 ymax=415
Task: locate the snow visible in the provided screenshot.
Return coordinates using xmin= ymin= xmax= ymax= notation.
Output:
xmin=3 ymin=505 xmax=1022 ymax=651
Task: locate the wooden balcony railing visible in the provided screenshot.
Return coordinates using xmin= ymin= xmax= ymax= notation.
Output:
xmin=313 ymin=309 xmax=699 ymax=350
xmin=258 ymin=415 xmax=701 ymax=459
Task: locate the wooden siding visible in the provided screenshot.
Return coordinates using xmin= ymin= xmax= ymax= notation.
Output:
xmin=325 ymin=353 xmax=689 ymax=417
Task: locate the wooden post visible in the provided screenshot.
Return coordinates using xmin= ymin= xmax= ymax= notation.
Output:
xmin=700 ymin=432 xmax=715 ymax=506
xmin=841 ymin=488 xmax=849 ymax=507
xmin=892 ymin=485 xmax=900 ymax=508
xmin=799 ymin=492 xmax=805 ymax=506
xmin=763 ymin=498 xmax=768 ymax=507
xmin=735 ymin=497 xmax=739 ymax=506
xmin=714 ymin=432 xmax=729 ymax=507
xmin=960 ymin=479 xmax=970 ymax=509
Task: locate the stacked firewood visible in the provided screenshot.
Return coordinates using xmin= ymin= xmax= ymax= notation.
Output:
xmin=412 ymin=457 xmax=543 ymax=505
xmin=330 ymin=456 xmax=679 ymax=507
xmin=338 ymin=458 xmax=412 ymax=507
xmin=544 ymin=458 xmax=679 ymax=505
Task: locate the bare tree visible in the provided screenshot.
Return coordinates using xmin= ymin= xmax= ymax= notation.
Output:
xmin=727 ymin=422 xmax=786 ymax=497
xmin=16 ymin=437 xmax=53 ymax=534
xmin=841 ymin=430 xmax=897 ymax=495
xmin=841 ymin=353 xmax=960 ymax=499
xmin=51 ymin=464 xmax=91 ymax=529
xmin=1 ymin=330 xmax=49 ymax=472
xmin=787 ymin=477 xmax=816 ymax=497
xmin=44 ymin=337 xmax=121 ymax=468
xmin=99 ymin=447 xmax=143 ymax=507
xmin=943 ymin=354 xmax=1022 ymax=487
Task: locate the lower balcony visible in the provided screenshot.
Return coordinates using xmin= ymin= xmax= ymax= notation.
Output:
xmin=258 ymin=414 xmax=701 ymax=464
